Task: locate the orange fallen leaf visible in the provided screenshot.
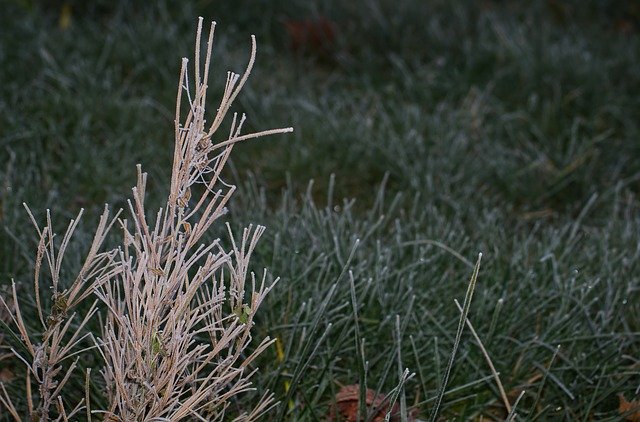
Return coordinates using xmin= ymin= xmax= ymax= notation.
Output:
xmin=619 ymin=394 xmax=640 ymax=421
xmin=329 ymin=384 xmax=404 ymax=422
xmin=480 ymin=372 xmax=542 ymax=420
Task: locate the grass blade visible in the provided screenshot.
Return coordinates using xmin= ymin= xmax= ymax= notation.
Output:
xmin=349 ymin=271 xmax=368 ymax=421
xmin=428 ymin=253 xmax=482 ymax=421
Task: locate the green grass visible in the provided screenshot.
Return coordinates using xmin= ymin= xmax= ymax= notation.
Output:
xmin=1 ymin=0 xmax=639 ymax=419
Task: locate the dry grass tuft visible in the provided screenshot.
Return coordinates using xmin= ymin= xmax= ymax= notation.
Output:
xmin=0 ymin=17 xmax=292 ymax=421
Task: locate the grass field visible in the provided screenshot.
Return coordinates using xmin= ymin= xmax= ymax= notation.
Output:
xmin=1 ymin=0 xmax=639 ymax=420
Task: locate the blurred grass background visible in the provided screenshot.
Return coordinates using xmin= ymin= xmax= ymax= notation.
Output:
xmin=1 ymin=0 xmax=639 ymax=419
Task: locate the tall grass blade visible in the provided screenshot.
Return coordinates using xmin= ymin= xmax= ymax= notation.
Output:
xmin=428 ymin=253 xmax=482 ymax=421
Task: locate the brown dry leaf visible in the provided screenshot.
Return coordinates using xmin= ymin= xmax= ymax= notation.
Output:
xmin=619 ymin=394 xmax=640 ymax=421
xmin=0 ymin=366 xmax=14 ymax=382
xmin=283 ymin=17 xmax=336 ymax=56
xmin=480 ymin=373 xmax=543 ymax=420
xmin=329 ymin=384 xmax=406 ymax=422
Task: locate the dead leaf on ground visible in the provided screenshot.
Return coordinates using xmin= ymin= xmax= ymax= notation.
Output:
xmin=283 ymin=16 xmax=337 ymax=57
xmin=480 ymin=373 xmax=542 ymax=420
xmin=329 ymin=384 xmax=410 ymax=421
xmin=0 ymin=366 xmax=14 ymax=382
xmin=619 ymin=394 xmax=640 ymax=421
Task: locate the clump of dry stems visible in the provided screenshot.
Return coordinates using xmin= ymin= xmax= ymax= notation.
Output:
xmin=0 ymin=18 xmax=292 ymax=421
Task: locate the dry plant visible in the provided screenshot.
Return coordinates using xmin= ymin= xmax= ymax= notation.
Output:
xmin=0 ymin=285 xmax=15 ymax=364
xmin=0 ymin=17 xmax=292 ymax=421
xmin=0 ymin=206 xmax=121 ymax=421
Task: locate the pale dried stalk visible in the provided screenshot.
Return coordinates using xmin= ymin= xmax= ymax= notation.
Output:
xmin=454 ymin=299 xmax=511 ymax=413
xmin=0 ymin=284 xmax=17 ymax=364
xmin=0 ymin=17 xmax=290 ymax=422
xmin=0 ymin=205 xmax=121 ymax=421
xmin=94 ymin=18 xmax=291 ymax=421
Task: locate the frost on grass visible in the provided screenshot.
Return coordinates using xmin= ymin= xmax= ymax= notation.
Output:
xmin=0 ymin=18 xmax=292 ymax=421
